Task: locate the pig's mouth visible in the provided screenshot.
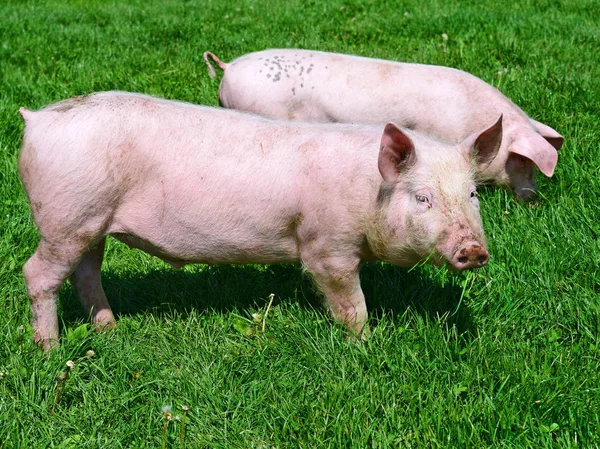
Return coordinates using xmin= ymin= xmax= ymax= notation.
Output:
xmin=514 ymin=187 xmax=539 ymax=203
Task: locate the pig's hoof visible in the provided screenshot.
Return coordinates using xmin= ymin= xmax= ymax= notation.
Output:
xmin=93 ymin=321 xmax=116 ymax=333
xmin=345 ymin=324 xmax=371 ymax=344
xmin=36 ymin=338 xmax=59 ymax=352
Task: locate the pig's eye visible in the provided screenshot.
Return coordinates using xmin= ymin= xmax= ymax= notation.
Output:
xmin=416 ymin=195 xmax=429 ymax=203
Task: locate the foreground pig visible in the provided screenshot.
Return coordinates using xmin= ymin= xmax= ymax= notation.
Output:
xmin=204 ymin=49 xmax=563 ymax=200
xmin=19 ymin=92 xmax=499 ymax=349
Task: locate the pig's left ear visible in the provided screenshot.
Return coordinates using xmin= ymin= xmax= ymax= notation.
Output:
xmin=378 ymin=123 xmax=416 ymax=183
xmin=464 ymin=115 xmax=503 ymax=171
xmin=509 ymin=130 xmax=559 ymax=177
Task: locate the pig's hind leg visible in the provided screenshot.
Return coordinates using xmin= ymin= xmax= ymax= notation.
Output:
xmin=69 ymin=237 xmax=116 ymax=332
xmin=23 ymin=237 xmax=94 ymax=350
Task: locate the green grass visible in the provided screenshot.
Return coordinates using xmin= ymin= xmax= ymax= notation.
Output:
xmin=1 ymin=0 xmax=599 ymax=447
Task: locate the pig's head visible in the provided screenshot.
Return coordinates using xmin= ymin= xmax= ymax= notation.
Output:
xmin=370 ymin=117 xmax=503 ymax=271
xmin=485 ymin=120 xmax=562 ymax=201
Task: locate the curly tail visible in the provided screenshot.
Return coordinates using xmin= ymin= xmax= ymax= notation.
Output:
xmin=203 ymin=51 xmax=229 ymax=79
xmin=19 ymin=107 xmax=35 ymax=123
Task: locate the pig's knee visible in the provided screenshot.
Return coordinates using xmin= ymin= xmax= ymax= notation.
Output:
xmin=23 ymin=252 xmax=66 ymax=303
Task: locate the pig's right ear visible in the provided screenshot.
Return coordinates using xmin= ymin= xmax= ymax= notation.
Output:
xmin=465 ymin=115 xmax=503 ymax=171
xmin=530 ymin=118 xmax=564 ymax=151
xmin=378 ymin=123 xmax=416 ymax=183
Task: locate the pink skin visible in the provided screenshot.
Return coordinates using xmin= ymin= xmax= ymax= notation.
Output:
xmin=19 ymin=92 xmax=499 ymax=349
xmin=204 ymin=49 xmax=563 ymax=200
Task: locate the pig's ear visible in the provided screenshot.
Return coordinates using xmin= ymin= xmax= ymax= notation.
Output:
xmin=530 ymin=118 xmax=564 ymax=151
xmin=379 ymin=123 xmax=416 ymax=183
xmin=466 ymin=115 xmax=503 ymax=171
xmin=509 ymin=130 xmax=559 ymax=177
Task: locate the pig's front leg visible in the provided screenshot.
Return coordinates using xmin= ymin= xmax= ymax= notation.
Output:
xmin=302 ymin=252 xmax=369 ymax=337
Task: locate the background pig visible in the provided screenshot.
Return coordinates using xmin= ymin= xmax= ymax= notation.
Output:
xmin=204 ymin=49 xmax=563 ymax=200
xmin=19 ymin=92 xmax=499 ymax=349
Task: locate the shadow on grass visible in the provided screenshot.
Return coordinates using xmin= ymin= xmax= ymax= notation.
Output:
xmin=60 ymin=261 xmax=475 ymax=336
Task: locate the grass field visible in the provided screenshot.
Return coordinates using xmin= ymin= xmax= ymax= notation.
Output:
xmin=1 ymin=0 xmax=599 ymax=447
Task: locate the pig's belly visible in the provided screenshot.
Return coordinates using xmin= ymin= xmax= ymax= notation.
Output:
xmin=107 ymin=174 xmax=304 ymax=266
xmin=110 ymin=224 xmax=301 ymax=267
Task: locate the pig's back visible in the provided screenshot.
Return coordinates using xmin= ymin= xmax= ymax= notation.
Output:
xmin=22 ymin=91 xmax=375 ymax=205
xmin=220 ymin=49 xmax=526 ymax=141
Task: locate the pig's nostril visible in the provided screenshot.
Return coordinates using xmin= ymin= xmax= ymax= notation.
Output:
xmin=453 ymin=245 xmax=489 ymax=270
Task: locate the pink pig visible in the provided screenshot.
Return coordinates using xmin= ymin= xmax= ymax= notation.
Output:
xmin=204 ymin=49 xmax=563 ymax=200
xmin=19 ymin=92 xmax=500 ymax=350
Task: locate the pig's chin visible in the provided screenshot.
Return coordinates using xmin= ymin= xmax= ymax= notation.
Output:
xmin=414 ymin=250 xmax=447 ymax=268
xmin=426 ymin=253 xmax=469 ymax=272
xmin=445 ymin=260 xmax=466 ymax=272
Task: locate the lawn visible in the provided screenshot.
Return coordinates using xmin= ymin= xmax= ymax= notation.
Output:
xmin=1 ymin=0 xmax=599 ymax=447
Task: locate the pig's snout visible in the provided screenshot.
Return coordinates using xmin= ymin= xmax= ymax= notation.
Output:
xmin=515 ymin=187 xmax=538 ymax=203
xmin=451 ymin=244 xmax=489 ymax=270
